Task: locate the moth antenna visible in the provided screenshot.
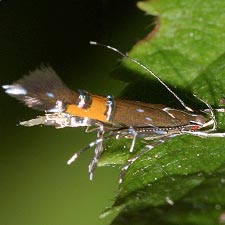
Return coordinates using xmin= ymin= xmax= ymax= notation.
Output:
xmin=194 ymin=94 xmax=217 ymax=131
xmin=90 ymin=41 xmax=193 ymax=112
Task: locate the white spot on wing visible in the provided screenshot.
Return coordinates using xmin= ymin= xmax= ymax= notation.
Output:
xmin=136 ymin=108 xmax=144 ymax=113
xmin=46 ymin=92 xmax=55 ymax=98
xmin=2 ymin=84 xmax=27 ymax=95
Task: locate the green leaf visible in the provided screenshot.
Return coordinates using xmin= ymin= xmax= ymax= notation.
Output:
xmin=113 ymin=0 xmax=225 ymax=89
xmin=98 ymin=0 xmax=225 ymax=224
xmin=109 ymin=164 xmax=225 ymax=225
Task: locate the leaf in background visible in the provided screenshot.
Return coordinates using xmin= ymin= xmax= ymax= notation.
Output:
xmin=113 ymin=0 xmax=225 ymax=88
xmin=98 ymin=0 xmax=225 ymax=224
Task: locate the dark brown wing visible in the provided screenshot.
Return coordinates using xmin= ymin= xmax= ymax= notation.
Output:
xmin=113 ymin=99 xmax=198 ymax=127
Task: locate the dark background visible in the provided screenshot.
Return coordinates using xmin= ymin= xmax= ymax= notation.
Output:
xmin=0 ymin=1 xmax=150 ymax=224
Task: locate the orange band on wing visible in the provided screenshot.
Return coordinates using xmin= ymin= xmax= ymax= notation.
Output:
xmin=65 ymin=95 xmax=108 ymax=122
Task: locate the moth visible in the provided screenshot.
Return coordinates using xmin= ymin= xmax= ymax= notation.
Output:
xmin=2 ymin=41 xmax=225 ymax=181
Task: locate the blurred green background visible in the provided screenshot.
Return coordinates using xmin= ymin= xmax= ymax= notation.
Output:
xmin=0 ymin=1 xmax=150 ymax=225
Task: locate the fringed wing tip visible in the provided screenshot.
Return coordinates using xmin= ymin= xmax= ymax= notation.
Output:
xmin=2 ymin=66 xmax=77 ymax=111
xmin=2 ymin=84 xmax=27 ymax=96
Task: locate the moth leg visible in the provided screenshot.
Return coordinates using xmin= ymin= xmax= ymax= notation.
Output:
xmin=119 ymin=136 xmax=173 ymax=184
xmin=88 ymin=125 xmax=105 ymax=180
xmin=20 ymin=116 xmax=46 ymax=126
xmin=67 ymin=139 xmax=101 ymax=165
xmin=85 ymin=126 xmax=100 ymax=133
xmin=119 ymin=144 xmax=155 ymax=184
xmin=128 ymin=128 xmax=137 ymax=153
xmin=67 ymin=128 xmax=123 ymax=179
